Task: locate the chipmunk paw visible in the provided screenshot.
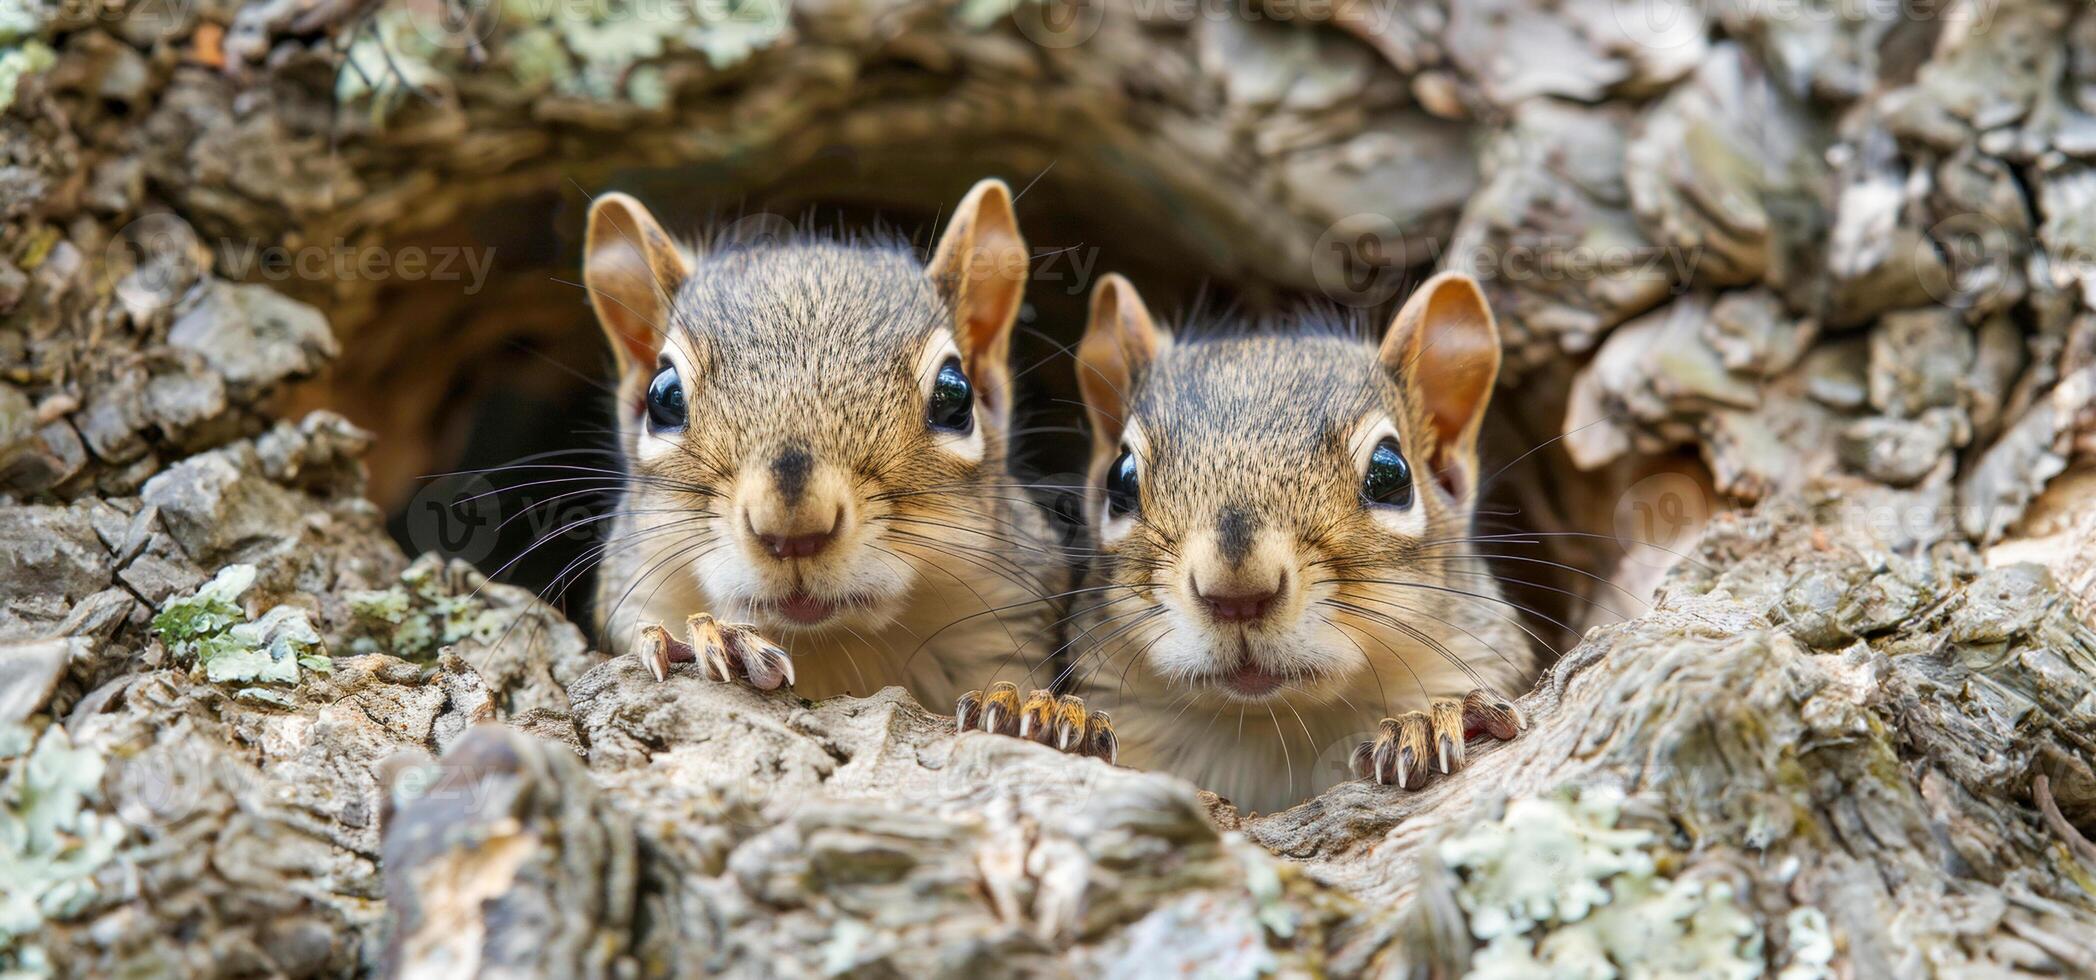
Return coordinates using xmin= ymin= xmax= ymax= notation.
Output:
xmin=956 ymin=682 xmax=1116 ymax=764
xmin=634 ymin=615 xmax=793 ymax=690
xmin=1352 ymin=689 xmax=1523 ymax=790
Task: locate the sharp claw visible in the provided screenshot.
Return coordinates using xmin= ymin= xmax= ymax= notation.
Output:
xmin=637 ymin=624 xmax=672 ymax=682
xmin=743 ymin=652 xmax=784 ymax=690
xmin=1086 ymin=711 xmax=1117 ymax=765
xmin=1437 ymin=735 xmax=1454 ymax=774
xmin=1057 ymin=722 xmax=1079 ymax=752
xmin=733 ymin=631 xmax=792 ymax=690
xmin=1018 ymin=713 xmax=1034 ymax=739
xmin=983 ymin=705 xmax=1004 ymax=733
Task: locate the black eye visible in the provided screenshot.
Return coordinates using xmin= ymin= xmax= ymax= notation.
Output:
xmin=1363 ymin=437 xmax=1413 ymax=509
xmin=1105 ymin=449 xmax=1140 ymax=519
xmin=647 ymin=364 xmax=687 ymax=431
xmin=928 ymin=359 xmax=974 ymax=433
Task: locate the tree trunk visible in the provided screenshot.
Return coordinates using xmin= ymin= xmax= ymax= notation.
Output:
xmin=3 ymin=0 xmax=2094 ymax=975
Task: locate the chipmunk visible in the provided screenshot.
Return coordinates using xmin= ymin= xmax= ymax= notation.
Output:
xmin=582 ymin=179 xmax=1063 ymax=708
xmin=962 ymin=271 xmax=1533 ymax=813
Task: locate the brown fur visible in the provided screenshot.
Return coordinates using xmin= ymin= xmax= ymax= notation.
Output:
xmin=586 ymin=183 xmax=1062 ymax=707
xmin=1065 ymin=273 xmax=1537 ymax=813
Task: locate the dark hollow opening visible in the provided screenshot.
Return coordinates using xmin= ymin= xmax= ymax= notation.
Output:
xmin=341 ymin=158 xmax=1592 ymax=658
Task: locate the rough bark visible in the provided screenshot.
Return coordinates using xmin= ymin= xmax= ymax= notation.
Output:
xmin=4 ymin=0 xmax=2096 ymax=976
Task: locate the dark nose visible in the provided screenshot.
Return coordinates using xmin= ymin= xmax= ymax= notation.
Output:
xmin=1198 ymin=585 xmax=1280 ymax=623
xmin=758 ymin=527 xmax=835 ymax=559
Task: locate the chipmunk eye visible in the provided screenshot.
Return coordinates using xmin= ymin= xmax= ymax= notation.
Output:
xmin=1105 ymin=449 xmax=1140 ymax=519
xmin=646 ymin=364 xmax=687 ymax=431
xmin=1362 ymin=437 xmax=1413 ymax=509
xmin=927 ymin=358 xmax=974 ymax=433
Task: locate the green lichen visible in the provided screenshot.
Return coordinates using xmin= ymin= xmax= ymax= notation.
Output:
xmin=346 ymin=559 xmax=505 ymax=661
xmin=1442 ymin=787 xmax=1773 ymax=980
xmin=0 ymin=41 xmax=55 ymax=118
xmin=1777 ymin=906 xmax=1834 ymax=980
xmin=153 ymin=565 xmax=331 ymax=696
xmin=334 ymin=15 xmax=446 ymax=111
xmin=0 ymin=725 xmax=127 ymax=975
xmin=339 ymin=0 xmax=787 ymax=113
xmin=0 ymin=0 xmax=42 ymax=45
xmin=954 ymin=0 xmax=1019 ymax=29
xmin=513 ymin=0 xmax=787 ymax=93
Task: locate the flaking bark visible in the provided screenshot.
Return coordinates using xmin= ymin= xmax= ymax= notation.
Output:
xmin=3 ymin=0 xmax=2095 ymax=975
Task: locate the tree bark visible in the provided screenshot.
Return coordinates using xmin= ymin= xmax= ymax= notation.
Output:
xmin=3 ymin=0 xmax=2095 ymax=975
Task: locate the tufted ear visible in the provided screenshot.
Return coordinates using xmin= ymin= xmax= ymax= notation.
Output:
xmin=1076 ymin=273 xmax=1165 ymax=462
xmin=928 ymin=179 xmax=1030 ymax=421
xmin=585 ymin=193 xmax=691 ymax=378
xmin=1379 ymin=271 xmax=1501 ymax=500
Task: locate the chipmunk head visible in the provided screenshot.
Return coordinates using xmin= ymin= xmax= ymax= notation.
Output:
xmin=585 ymin=180 xmax=1029 ymax=637
xmin=1074 ymin=272 xmax=1505 ymax=708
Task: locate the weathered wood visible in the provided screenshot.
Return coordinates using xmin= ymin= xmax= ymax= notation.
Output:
xmin=3 ymin=0 xmax=2095 ymax=974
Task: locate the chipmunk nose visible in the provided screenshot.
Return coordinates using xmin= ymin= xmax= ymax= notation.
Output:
xmin=741 ymin=444 xmax=849 ymax=561
xmin=747 ymin=499 xmax=844 ymax=560
xmin=1191 ymin=505 xmax=1287 ymax=624
xmin=1195 ymin=582 xmax=1281 ymax=623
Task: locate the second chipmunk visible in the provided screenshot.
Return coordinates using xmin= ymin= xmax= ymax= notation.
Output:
xmin=963 ymin=271 xmax=1535 ymax=814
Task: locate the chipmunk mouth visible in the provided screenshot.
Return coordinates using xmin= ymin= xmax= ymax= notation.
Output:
xmin=1187 ymin=646 xmax=1306 ymax=700
xmin=757 ymin=590 xmax=873 ymax=628
xmin=1220 ymin=663 xmax=1288 ymax=698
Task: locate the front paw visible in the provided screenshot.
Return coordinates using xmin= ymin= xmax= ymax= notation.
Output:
xmin=1352 ymin=690 xmax=1523 ymax=790
xmin=635 ymin=614 xmax=793 ymax=690
xmin=956 ymin=681 xmax=1117 ymax=764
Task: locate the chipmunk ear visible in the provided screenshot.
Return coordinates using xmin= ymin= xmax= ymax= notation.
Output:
xmin=1379 ymin=272 xmax=1501 ymax=500
xmin=1077 ymin=273 xmax=1164 ymax=460
xmin=929 ymin=178 xmax=1029 ymax=417
xmin=585 ymin=193 xmax=691 ymax=377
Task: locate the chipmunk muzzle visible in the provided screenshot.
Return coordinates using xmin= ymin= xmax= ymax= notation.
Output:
xmin=730 ymin=444 xmax=882 ymax=629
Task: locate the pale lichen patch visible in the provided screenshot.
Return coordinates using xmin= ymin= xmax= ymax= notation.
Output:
xmin=0 ymin=725 xmax=127 ymax=975
xmin=152 ymin=564 xmax=332 ymax=695
xmin=1441 ymin=787 xmax=1818 ymax=980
